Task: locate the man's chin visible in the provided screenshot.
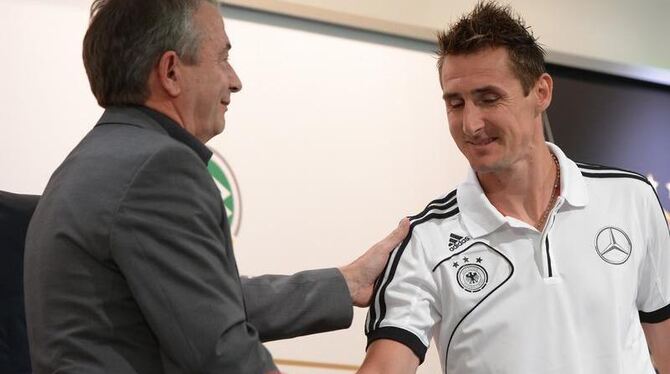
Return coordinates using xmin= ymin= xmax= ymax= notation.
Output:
xmin=471 ymin=165 xmax=499 ymax=174
xmin=211 ymin=121 xmax=226 ymax=138
xmin=466 ymin=155 xmax=501 ymax=173
xmin=199 ymin=125 xmax=225 ymax=144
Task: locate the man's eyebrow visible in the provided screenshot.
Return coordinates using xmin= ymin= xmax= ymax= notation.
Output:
xmin=218 ymin=43 xmax=232 ymax=59
xmin=472 ymin=85 xmax=502 ymax=95
xmin=443 ymin=92 xmax=461 ymax=101
xmin=443 ymin=85 xmax=503 ymax=100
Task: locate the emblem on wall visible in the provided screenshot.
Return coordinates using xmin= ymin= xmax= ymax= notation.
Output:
xmin=453 ymin=257 xmax=488 ymax=293
xmin=207 ymin=148 xmax=242 ymax=236
xmin=594 ymin=227 xmax=631 ymax=265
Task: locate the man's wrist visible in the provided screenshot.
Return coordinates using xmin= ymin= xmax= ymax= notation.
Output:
xmin=338 ymin=265 xmax=361 ymax=307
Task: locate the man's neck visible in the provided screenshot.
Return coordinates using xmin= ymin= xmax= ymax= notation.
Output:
xmin=143 ymin=99 xmax=208 ymax=143
xmin=477 ymin=147 xmax=559 ymax=230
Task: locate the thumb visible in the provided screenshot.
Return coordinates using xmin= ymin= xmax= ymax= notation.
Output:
xmin=381 ymin=217 xmax=410 ymax=249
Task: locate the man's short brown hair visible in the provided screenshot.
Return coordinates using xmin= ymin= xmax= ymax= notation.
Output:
xmin=436 ymin=1 xmax=546 ymax=95
xmin=82 ymin=0 xmax=216 ymax=107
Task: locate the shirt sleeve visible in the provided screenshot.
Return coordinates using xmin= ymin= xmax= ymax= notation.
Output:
xmin=637 ymin=183 xmax=670 ymax=323
xmin=110 ymin=144 xmax=276 ymax=373
xmin=365 ymin=227 xmax=440 ymax=363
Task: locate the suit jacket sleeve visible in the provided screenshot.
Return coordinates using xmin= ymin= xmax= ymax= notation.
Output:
xmin=241 ymin=268 xmax=354 ymax=342
xmin=109 ymin=144 xmax=276 ymax=373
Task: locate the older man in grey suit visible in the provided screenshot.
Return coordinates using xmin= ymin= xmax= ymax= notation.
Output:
xmin=23 ymin=1 xmax=409 ymax=373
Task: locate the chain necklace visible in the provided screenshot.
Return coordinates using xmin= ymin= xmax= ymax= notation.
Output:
xmin=535 ymin=154 xmax=561 ymax=231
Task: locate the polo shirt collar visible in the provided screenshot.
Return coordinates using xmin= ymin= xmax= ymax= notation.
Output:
xmin=548 ymin=142 xmax=589 ymax=208
xmin=457 ymin=142 xmax=589 ymax=238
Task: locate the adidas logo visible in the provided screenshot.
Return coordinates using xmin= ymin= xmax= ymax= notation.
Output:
xmin=448 ymin=233 xmax=463 ymax=246
xmin=448 ymin=233 xmax=470 ymax=251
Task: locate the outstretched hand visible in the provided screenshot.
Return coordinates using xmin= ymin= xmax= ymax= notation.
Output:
xmin=339 ymin=218 xmax=410 ymax=307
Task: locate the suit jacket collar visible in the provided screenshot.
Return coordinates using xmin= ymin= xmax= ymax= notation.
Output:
xmin=95 ymin=106 xmax=212 ymax=164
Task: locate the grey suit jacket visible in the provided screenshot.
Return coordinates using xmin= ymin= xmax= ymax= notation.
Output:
xmin=24 ymin=107 xmax=353 ymax=373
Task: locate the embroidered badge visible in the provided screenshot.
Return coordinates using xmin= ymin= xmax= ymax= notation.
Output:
xmin=453 ymin=256 xmax=488 ymax=293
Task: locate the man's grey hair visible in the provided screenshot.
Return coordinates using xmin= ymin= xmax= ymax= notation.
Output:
xmin=83 ymin=0 xmax=218 ymax=107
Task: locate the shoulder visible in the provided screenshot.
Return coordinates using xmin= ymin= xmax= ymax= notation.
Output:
xmin=49 ymin=122 xmax=214 ymax=219
xmin=576 ymin=162 xmax=651 ymax=187
xmin=391 ymin=189 xmax=463 ymax=261
xmin=575 ymin=161 xmax=660 ymax=212
xmin=407 ymin=189 xmax=462 ymax=237
xmin=89 ymin=121 xmax=187 ymax=158
xmin=77 ymin=119 xmax=207 ymax=184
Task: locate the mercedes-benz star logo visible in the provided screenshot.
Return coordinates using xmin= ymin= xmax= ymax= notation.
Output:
xmin=594 ymin=227 xmax=632 ymax=265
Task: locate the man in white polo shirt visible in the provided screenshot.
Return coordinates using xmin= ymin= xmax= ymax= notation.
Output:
xmin=357 ymin=2 xmax=670 ymax=373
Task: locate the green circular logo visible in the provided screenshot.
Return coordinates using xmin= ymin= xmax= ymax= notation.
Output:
xmin=207 ymin=149 xmax=242 ymax=236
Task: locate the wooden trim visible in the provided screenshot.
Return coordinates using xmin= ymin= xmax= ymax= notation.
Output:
xmin=218 ymin=0 xmax=670 ymax=86
xmin=219 ymin=0 xmax=435 ymax=42
xmin=274 ymin=358 xmax=359 ymax=371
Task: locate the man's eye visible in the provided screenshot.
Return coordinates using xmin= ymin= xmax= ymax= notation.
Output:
xmin=481 ymin=95 xmax=499 ymax=104
xmin=447 ymin=99 xmax=464 ymax=108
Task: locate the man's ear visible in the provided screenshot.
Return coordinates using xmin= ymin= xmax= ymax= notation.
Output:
xmin=156 ymin=51 xmax=182 ymax=97
xmin=535 ymin=73 xmax=553 ymax=114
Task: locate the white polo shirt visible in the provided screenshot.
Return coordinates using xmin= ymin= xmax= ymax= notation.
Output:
xmin=366 ymin=143 xmax=670 ymax=374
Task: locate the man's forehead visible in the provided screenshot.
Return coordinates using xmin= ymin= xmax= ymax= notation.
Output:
xmin=197 ymin=2 xmax=227 ymax=36
xmin=440 ymin=48 xmax=517 ymax=92
xmin=202 ymin=15 xmax=231 ymax=52
xmin=442 ymin=48 xmax=511 ymax=73
xmin=218 ymin=13 xmax=232 ymax=50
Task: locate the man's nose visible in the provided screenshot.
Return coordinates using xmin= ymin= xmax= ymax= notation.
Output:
xmin=229 ymin=65 xmax=242 ymax=93
xmin=462 ymin=102 xmax=484 ymax=136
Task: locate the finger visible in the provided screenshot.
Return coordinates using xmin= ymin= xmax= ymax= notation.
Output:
xmin=383 ymin=217 xmax=410 ymax=246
